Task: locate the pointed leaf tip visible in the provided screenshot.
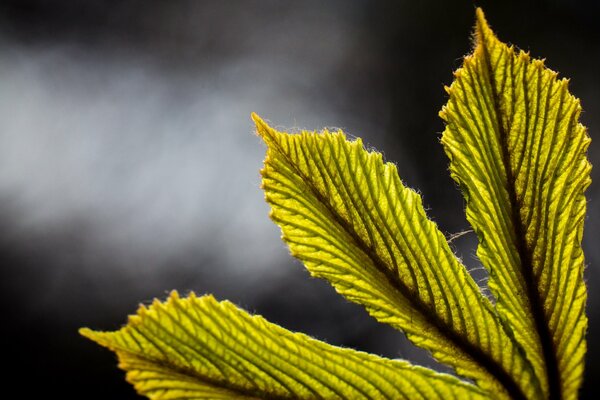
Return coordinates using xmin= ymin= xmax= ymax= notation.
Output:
xmin=80 ymin=327 xmax=113 ymax=349
xmin=475 ymin=7 xmax=486 ymax=27
xmin=252 ymin=113 xmax=276 ymax=143
xmin=474 ymin=7 xmax=495 ymax=47
xmin=250 ymin=112 xmax=261 ymax=124
xmin=79 ymin=327 xmax=93 ymax=339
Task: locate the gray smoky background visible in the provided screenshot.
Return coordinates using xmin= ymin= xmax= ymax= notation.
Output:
xmin=1 ymin=1 xmax=599 ymax=398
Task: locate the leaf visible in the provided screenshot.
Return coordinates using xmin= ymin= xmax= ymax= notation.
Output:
xmin=82 ymin=8 xmax=589 ymax=400
xmin=439 ymin=8 xmax=591 ymax=400
xmin=80 ymin=291 xmax=486 ymax=400
xmin=254 ymin=114 xmax=539 ymax=399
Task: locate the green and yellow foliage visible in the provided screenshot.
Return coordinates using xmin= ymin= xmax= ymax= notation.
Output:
xmin=81 ymin=9 xmax=590 ymax=400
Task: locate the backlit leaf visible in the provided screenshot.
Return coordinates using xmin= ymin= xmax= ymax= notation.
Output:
xmin=81 ymin=8 xmax=590 ymax=400
xmin=439 ymin=8 xmax=591 ymax=399
xmin=80 ymin=291 xmax=485 ymax=400
xmin=255 ymin=113 xmax=539 ymax=399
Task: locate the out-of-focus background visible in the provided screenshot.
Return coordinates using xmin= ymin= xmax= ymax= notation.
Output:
xmin=1 ymin=1 xmax=598 ymax=398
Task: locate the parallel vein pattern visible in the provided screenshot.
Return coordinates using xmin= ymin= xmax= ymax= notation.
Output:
xmin=439 ymin=9 xmax=590 ymax=400
xmin=80 ymin=292 xmax=486 ymax=400
xmin=254 ymin=114 xmax=539 ymax=399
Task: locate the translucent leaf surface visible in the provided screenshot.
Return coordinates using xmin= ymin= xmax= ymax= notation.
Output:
xmin=255 ymin=114 xmax=538 ymax=399
xmin=81 ymin=8 xmax=590 ymax=400
xmin=81 ymin=292 xmax=485 ymax=400
xmin=439 ymin=8 xmax=590 ymax=399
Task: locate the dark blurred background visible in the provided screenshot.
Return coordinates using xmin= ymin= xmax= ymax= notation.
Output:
xmin=0 ymin=0 xmax=598 ymax=398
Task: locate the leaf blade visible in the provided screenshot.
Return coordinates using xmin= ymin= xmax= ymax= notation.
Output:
xmin=440 ymin=8 xmax=590 ymax=399
xmin=81 ymin=291 xmax=485 ymax=400
xmin=255 ymin=114 xmax=538 ymax=399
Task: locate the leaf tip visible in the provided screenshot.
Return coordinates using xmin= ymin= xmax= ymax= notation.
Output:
xmin=252 ymin=113 xmax=280 ymax=147
xmin=474 ymin=7 xmax=488 ymax=33
xmin=474 ymin=7 xmax=497 ymax=48
xmin=79 ymin=327 xmax=111 ymax=347
xmin=474 ymin=7 xmax=486 ymax=25
xmin=250 ymin=111 xmax=262 ymax=126
xmin=251 ymin=112 xmax=268 ymax=136
xmin=79 ymin=327 xmax=95 ymax=340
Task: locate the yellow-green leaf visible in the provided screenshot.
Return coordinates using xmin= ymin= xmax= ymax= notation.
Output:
xmin=439 ymin=8 xmax=590 ymax=400
xmin=254 ymin=114 xmax=539 ymax=399
xmin=80 ymin=291 xmax=486 ymax=400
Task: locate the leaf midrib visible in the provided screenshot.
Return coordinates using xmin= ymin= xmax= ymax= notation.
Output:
xmin=478 ymin=26 xmax=561 ymax=400
xmin=266 ymin=137 xmax=528 ymax=400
